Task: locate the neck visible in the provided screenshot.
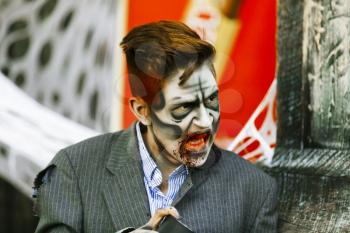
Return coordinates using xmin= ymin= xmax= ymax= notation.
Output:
xmin=143 ymin=126 xmax=180 ymax=179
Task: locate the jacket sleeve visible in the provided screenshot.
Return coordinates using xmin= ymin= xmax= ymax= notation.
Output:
xmin=34 ymin=150 xmax=83 ymax=233
xmin=250 ymin=179 xmax=278 ymax=233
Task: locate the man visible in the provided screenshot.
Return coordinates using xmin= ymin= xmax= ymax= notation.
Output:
xmin=33 ymin=21 xmax=277 ymax=233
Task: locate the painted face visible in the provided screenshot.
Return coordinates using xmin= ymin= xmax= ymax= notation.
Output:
xmin=148 ymin=63 xmax=220 ymax=167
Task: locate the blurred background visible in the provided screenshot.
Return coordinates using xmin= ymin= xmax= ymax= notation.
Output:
xmin=0 ymin=0 xmax=276 ymax=232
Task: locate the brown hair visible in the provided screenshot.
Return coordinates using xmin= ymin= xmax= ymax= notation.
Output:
xmin=120 ymin=20 xmax=216 ymax=104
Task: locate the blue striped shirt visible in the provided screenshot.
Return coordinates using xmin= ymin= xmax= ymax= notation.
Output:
xmin=136 ymin=123 xmax=188 ymax=215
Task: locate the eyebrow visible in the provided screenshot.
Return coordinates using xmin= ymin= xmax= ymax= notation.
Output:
xmin=203 ymin=90 xmax=216 ymax=98
xmin=175 ymin=84 xmax=218 ymax=95
xmin=204 ymin=87 xmax=218 ymax=96
xmin=170 ymin=90 xmax=218 ymax=104
xmin=170 ymin=96 xmax=182 ymax=101
xmin=170 ymin=95 xmax=198 ymax=103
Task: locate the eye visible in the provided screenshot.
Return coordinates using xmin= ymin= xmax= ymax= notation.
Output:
xmin=204 ymin=92 xmax=219 ymax=110
xmin=171 ymin=103 xmax=193 ymax=120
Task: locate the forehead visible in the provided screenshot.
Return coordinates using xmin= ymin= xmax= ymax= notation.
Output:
xmin=161 ymin=64 xmax=217 ymax=100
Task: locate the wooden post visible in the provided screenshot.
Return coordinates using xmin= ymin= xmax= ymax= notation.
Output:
xmin=265 ymin=0 xmax=350 ymax=232
xmin=308 ymin=0 xmax=350 ymax=149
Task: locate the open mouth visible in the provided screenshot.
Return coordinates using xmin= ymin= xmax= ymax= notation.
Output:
xmin=183 ymin=132 xmax=211 ymax=152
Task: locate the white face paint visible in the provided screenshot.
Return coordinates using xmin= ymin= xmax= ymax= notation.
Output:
xmin=147 ymin=63 xmax=220 ymax=167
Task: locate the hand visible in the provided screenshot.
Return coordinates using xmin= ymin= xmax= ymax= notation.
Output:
xmin=133 ymin=207 xmax=180 ymax=232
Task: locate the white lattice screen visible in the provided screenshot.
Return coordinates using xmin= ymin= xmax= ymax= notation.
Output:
xmin=0 ymin=72 xmax=98 ymax=196
xmin=0 ymin=0 xmax=117 ymax=131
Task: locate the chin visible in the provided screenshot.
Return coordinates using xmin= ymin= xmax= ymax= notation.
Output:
xmin=180 ymin=150 xmax=209 ymax=167
xmin=191 ymin=157 xmax=208 ymax=167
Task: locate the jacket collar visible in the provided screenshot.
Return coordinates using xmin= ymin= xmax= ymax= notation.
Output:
xmin=103 ymin=122 xmax=150 ymax=230
xmin=106 ymin=122 xmax=141 ymax=174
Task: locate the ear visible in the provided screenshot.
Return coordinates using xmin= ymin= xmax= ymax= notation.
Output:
xmin=129 ymin=97 xmax=151 ymax=126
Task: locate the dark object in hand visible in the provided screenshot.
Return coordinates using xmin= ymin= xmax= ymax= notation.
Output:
xmin=158 ymin=216 xmax=194 ymax=233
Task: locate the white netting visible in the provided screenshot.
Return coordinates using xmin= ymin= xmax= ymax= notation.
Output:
xmin=0 ymin=72 xmax=98 ymax=196
xmin=227 ymin=79 xmax=277 ymax=165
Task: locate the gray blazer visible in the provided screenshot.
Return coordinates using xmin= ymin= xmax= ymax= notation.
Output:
xmin=34 ymin=123 xmax=278 ymax=233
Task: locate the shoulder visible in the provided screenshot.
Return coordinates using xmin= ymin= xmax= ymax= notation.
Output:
xmin=50 ymin=128 xmax=128 ymax=170
xmin=213 ymin=146 xmax=276 ymax=190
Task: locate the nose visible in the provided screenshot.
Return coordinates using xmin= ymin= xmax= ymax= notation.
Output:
xmin=193 ymin=104 xmax=212 ymax=129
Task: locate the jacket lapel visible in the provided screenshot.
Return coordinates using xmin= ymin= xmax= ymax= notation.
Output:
xmin=103 ymin=124 xmax=150 ymax=229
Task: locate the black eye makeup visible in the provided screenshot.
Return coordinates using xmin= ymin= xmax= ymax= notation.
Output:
xmin=171 ymin=102 xmax=196 ymax=120
xmin=204 ymin=91 xmax=219 ymax=111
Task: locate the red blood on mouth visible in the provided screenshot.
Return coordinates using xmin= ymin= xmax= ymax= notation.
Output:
xmin=184 ymin=133 xmax=210 ymax=151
